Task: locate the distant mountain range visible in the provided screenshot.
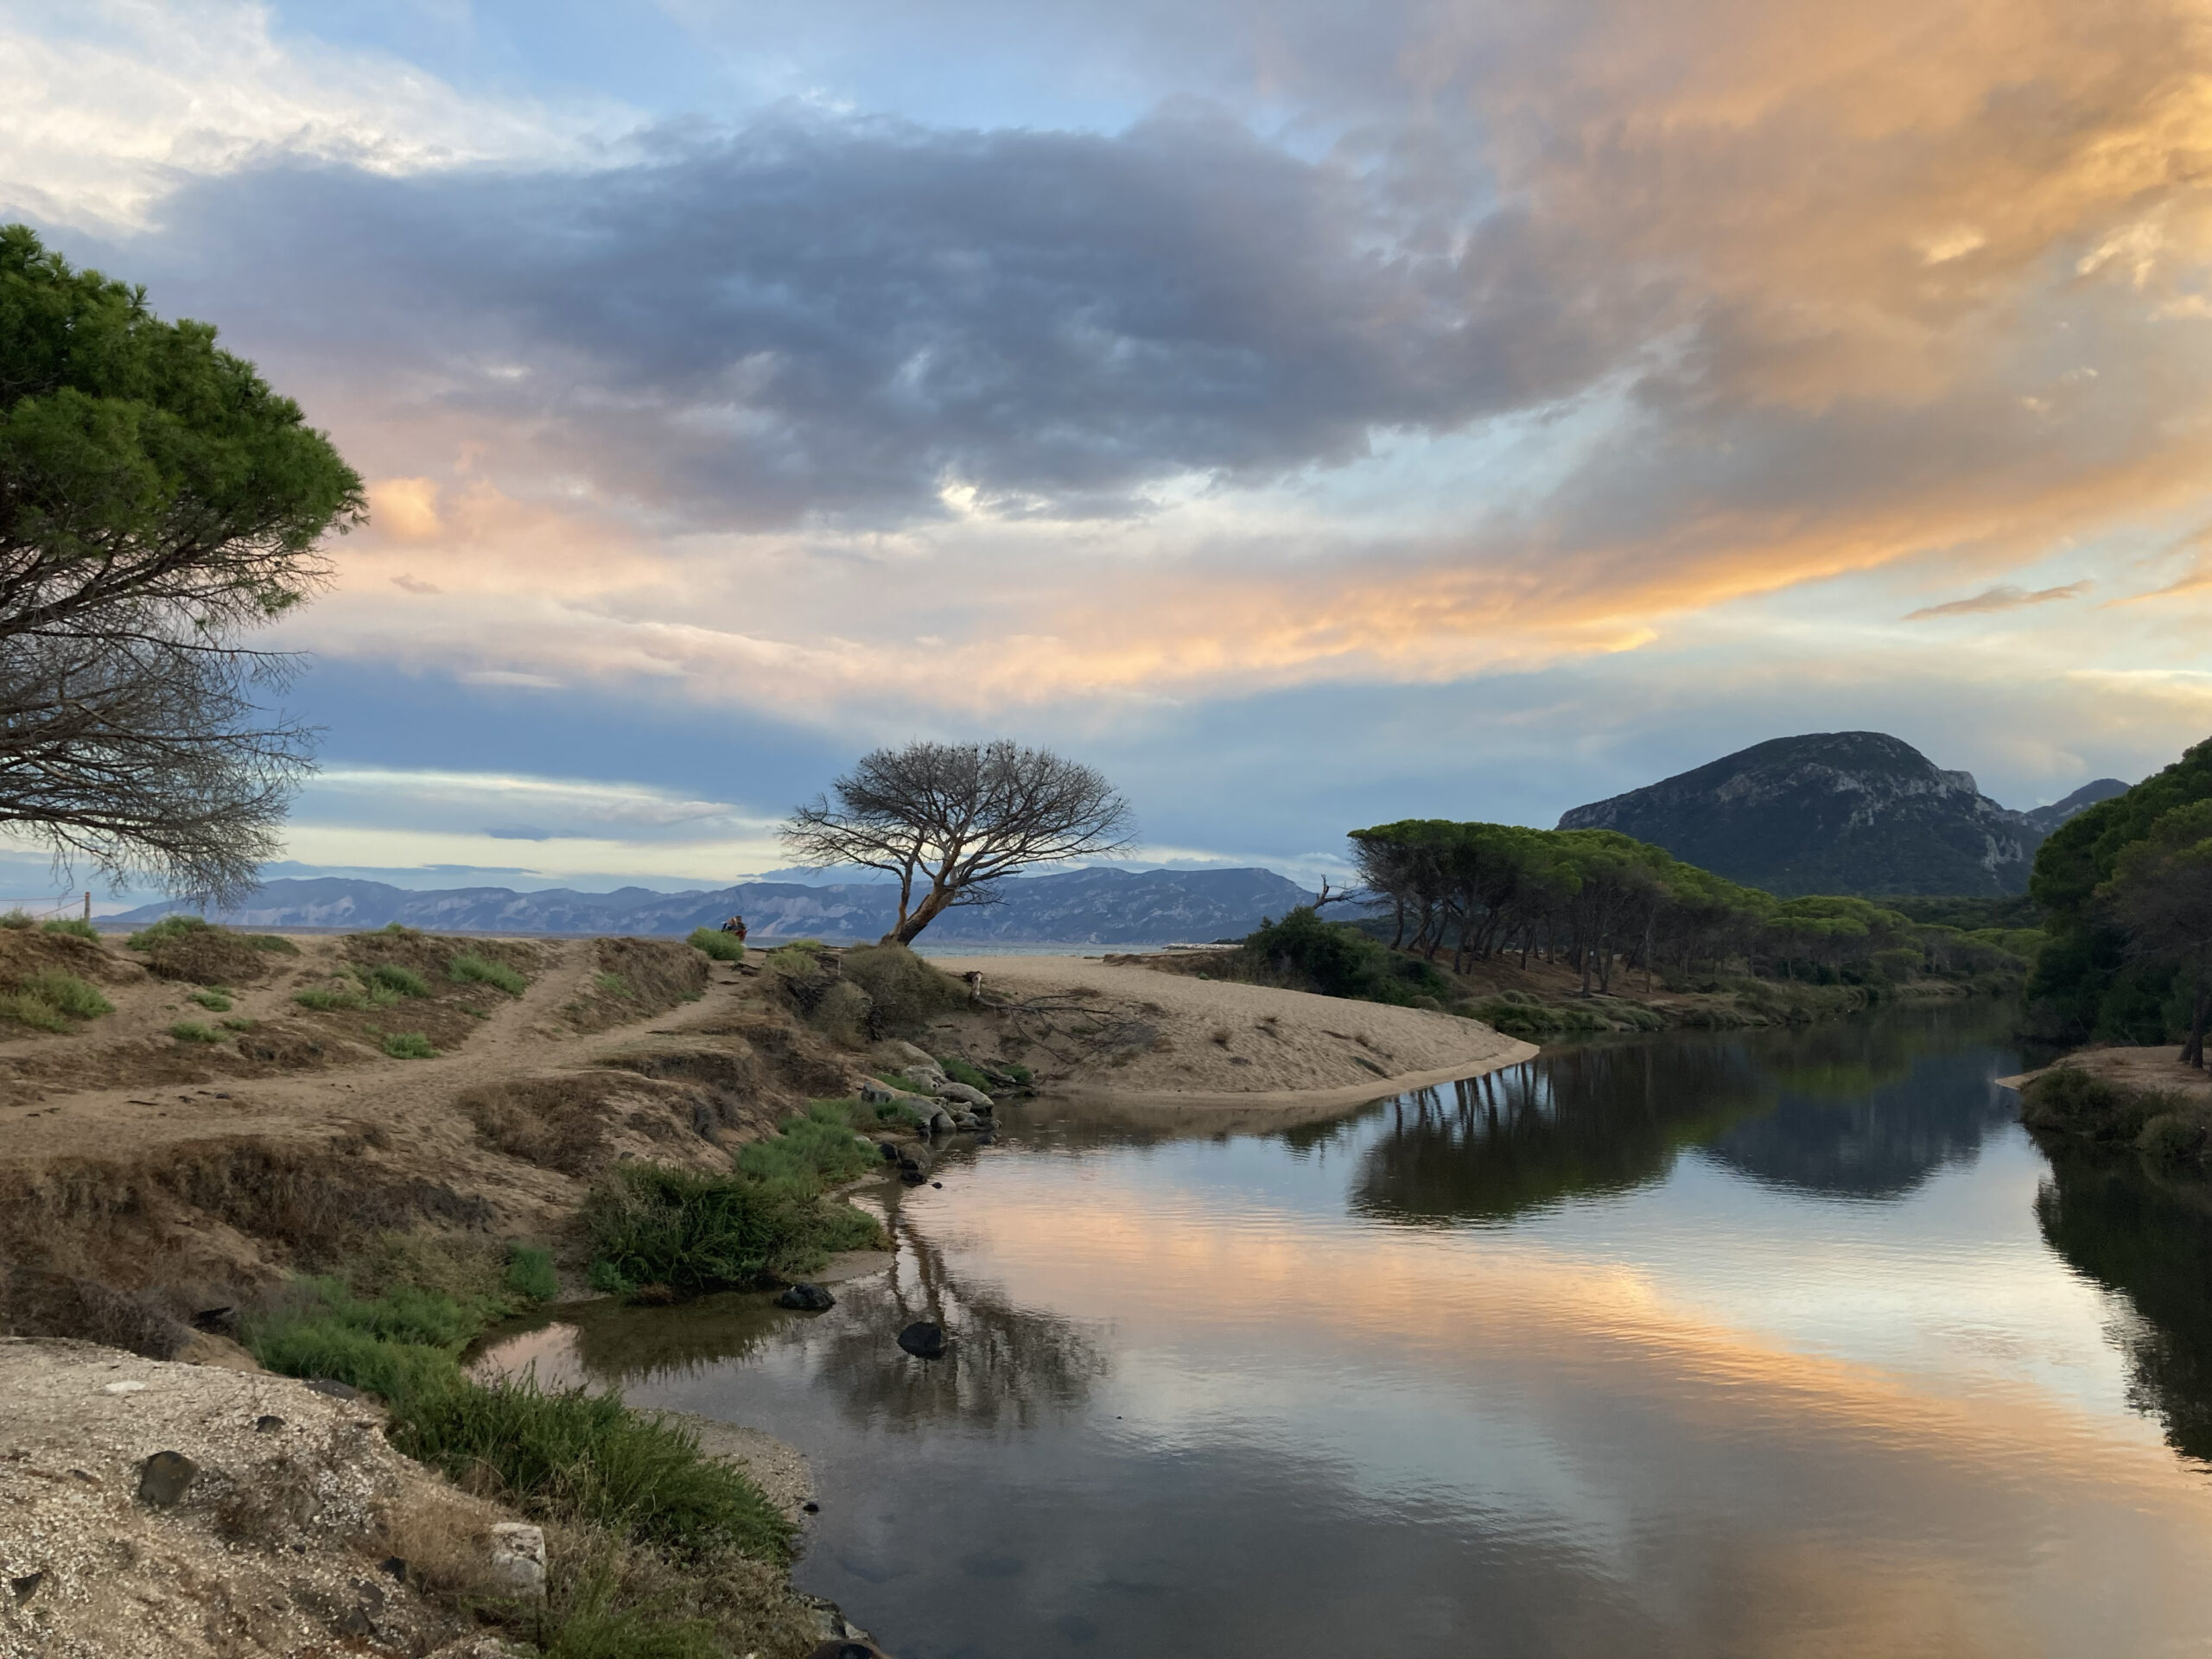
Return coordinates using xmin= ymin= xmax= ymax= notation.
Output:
xmin=1558 ymin=732 xmax=2128 ymax=897
xmin=111 ymin=866 xmax=1315 ymax=944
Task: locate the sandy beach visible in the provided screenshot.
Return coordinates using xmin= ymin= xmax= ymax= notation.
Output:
xmin=933 ymin=953 xmax=1537 ymax=1120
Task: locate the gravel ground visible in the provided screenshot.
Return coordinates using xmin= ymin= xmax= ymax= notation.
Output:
xmin=0 ymin=1338 xmax=503 ymax=1659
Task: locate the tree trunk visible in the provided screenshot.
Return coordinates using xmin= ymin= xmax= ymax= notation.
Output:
xmin=2186 ymin=982 xmax=2211 ymax=1069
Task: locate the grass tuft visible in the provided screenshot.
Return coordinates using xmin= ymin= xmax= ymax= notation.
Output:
xmin=294 ymin=986 xmax=363 ymax=1012
xmin=0 ymin=908 xmax=30 ymax=931
xmin=736 ymin=1102 xmax=881 ymax=1191
xmin=506 ymin=1244 xmax=560 ymax=1303
xmin=364 ymin=962 xmax=432 ymax=997
xmin=170 ymin=1020 xmax=224 ymax=1044
xmin=188 ymin=988 xmax=233 ymax=1012
xmin=451 ymin=953 xmax=527 ymax=995
xmin=41 ymin=917 xmax=99 ymax=941
xmin=383 ymin=1031 xmax=438 ymax=1059
xmin=594 ymin=971 xmax=632 ymax=999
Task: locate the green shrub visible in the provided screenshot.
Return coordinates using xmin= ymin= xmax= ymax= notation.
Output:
xmin=506 ymin=1244 xmax=560 ymax=1304
xmin=188 ymin=988 xmax=233 ymax=1012
xmin=248 ymin=933 xmax=301 ymax=954
xmin=736 ymin=1103 xmax=879 ymax=1191
xmin=382 ymin=1032 xmax=437 ymax=1059
xmin=2138 ymin=1111 xmax=2209 ymax=1166
xmin=841 ymin=942 xmax=967 ymax=1038
xmin=595 ymin=971 xmax=632 ymax=998
xmin=294 ymin=987 xmax=364 ymax=1011
xmin=1242 ymin=908 xmax=1454 ymax=1007
xmin=0 ymin=992 xmax=69 ymax=1032
xmin=583 ymin=1163 xmax=881 ymax=1298
xmin=450 ymin=953 xmax=527 ymax=995
xmin=20 ymin=971 xmax=112 ymax=1020
xmin=41 ymin=917 xmax=99 ymax=941
xmin=0 ymin=909 xmax=31 ymax=931
xmin=221 ymin=1017 xmax=256 ymax=1032
xmin=364 ymin=963 xmax=431 ymax=997
xmin=126 ymin=913 xmax=209 ymax=950
xmin=685 ymin=927 xmax=747 ymax=963
xmin=1000 ymin=1060 xmax=1033 ymax=1085
xmin=543 ymin=1605 xmax=721 ymax=1659
xmin=169 ymin=1020 xmax=223 ymax=1044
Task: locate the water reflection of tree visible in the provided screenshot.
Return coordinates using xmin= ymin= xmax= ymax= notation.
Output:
xmin=1350 ymin=1039 xmax=1771 ymax=1224
xmin=2036 ymin=1147 xmax=2212 ymax=1464
xmin=809 ymin=1197 xmax=1109 ymax=1434
xmin=1351 ymin=1003 xmax=2031 ymax=1223
xmin=550 ymin=1198 xmax=1109 ymax=1432
xmin=1706 ymin=1003 xmax=2024 ymax=1199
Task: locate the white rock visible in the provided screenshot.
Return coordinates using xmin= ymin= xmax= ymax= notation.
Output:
xmin=936 ymin=1081 xmax=994 ymax=1109
xmin=101 ymin=1379 xmax=147 ymax=1395
xmin=488 ymin=1521 xmax=547 ymax=1599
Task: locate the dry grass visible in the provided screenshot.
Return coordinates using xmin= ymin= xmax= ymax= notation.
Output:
xmin=463 ymin=1075 xmax=626 ymax=1177
xmin=562 ymin=939 xmax=709 ymax=1034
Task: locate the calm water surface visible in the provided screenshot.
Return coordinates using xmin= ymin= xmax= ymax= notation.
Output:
xmin=482 ymin=1002 xmax=2212 ymax=1657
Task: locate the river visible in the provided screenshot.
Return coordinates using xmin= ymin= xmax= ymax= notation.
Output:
xmin=480 ymin=1000 xmax=2212 ymax=1657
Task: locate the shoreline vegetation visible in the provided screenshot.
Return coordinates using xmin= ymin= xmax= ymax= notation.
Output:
xmin=1127 ymin=819 xmax=2038 ymax=1044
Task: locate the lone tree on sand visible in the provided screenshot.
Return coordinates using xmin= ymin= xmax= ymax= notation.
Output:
xmin=0 ymin=225 xmax=362 ymax=901
xmin=784 ymin=741 xmax=1135 ymax=944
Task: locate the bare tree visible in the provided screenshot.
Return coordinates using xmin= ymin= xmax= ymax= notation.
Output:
xmin=783 ymin=740 xmax=1135 ymax=944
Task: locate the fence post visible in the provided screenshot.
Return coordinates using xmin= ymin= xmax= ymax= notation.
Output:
xmin=82 ymin=892 xmax=90 ymax=923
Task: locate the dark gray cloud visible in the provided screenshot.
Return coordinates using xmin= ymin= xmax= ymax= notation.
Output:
xmin=103 ymin=105 xmax=1615 ymax=528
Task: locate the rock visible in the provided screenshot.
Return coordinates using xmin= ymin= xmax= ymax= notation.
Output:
xmin=254 ymin=1414 xmax=286 ymax=1433
xmin=927 ymin=1107 xmax=956 ymax=1135
xmin=858 ymin=1077 xmax=899 ymax=1104
xmin=11 ymin=1570 xmax=46 ymax=1605
xmin=897 ymin=1321 xmax=947 ymax=1359
xmin=876 ymin=1140 xmax=899 ymax=1163
xmin=952 ymin=1111 xmax=982 ymax=1131
xmin=777 ymin=1283 xmax=836 ymax=1312
xmin=888 ymin=1040 xmax=935 ymax=1065
xmin=901 ymin=1065 xmax=950 ymax=1096
xmin=177 ymin=1331 xmax=261 ymax=1371
xmin=305 ymin=1376 xmax=360 ymax=1401
xmin=137 ymin=1450 xmax=197 ymax=1508
xmin=937 ymin=1080 xmax=995 ymax=1109
xmin=188 ymin=1306 xmax=237 ymax=1335
xmin=809 ymin=1644 xmax=882 ymax=1659
xmin=487 ymin=1522 xmax=547 ymax=1599
xmin=894 ymin=1143 xmax=931 ymax=1178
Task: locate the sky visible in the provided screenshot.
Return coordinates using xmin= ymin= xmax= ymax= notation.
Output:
xmin=6 ymin=0 xmax=2212 ymax=901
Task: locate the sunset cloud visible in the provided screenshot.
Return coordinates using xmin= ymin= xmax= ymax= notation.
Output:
xmin=1904 ymin=582 xmax=2095 ymax=621
xmin=2 ymin=0 xmax=2208 ymax=877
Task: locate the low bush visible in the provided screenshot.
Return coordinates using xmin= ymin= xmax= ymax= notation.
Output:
xmin=451 ymin=953 xmax=527 ymax=995
xmin=506 ymin=1245 xmax=561 ymax=1303
xmin=0 ymin=909 xmax=30 ymax=931
xmin=2020 ymin=1065 xmax=2192 ymax=1147
xmin=295 ymin=987 xmax=363 ymax=1012
xmin=841 ymin=943 xmax=967 ymax=1039
xmin=595 ymin=972 xmax=632 ymax=999
xmin=582 ymin=1163 xmax=882 ymax=1298
xmin=685 ymin=928 xmax=747 ymax=963
xmin=188 ymin=988 xmax=233 ymax=1012
xmin=365 ymin=963 xmax=432 ymax=997
xmin=41 ymin=917 xmax=99 ymax=941
xmin=249 ymin=933 xmax=302 ymax=955
xmin=169 ymin=1020 xmax=224 ymax=1044
xmin=736 ymin=1103 xmax=880 ymax=1191
xmin=1241 ymin=908 xmax=1456 ymax=1008
xmin=383 ymin=1032 xmax=438 ymax=1059
xmin=126 ymin=913 xmax=208 ymax=950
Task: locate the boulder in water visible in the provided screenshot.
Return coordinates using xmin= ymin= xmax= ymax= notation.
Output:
xmin=897 ymin=1321 xmax=947 ymax=1359
xmin=778 ymin=1283 xmax=836 ymax=1312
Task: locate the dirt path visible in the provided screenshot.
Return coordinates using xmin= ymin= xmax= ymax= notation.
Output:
xmin=0 ymin=935 xmax=755 ymax=1166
